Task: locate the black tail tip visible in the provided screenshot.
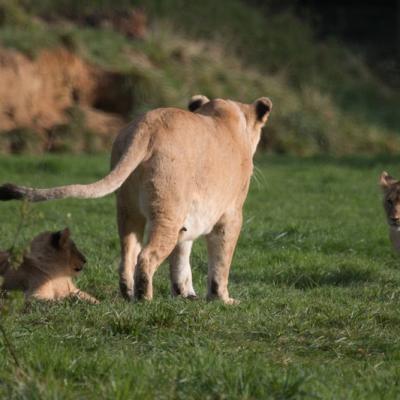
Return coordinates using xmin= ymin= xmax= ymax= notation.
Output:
xmin=0 ymin=183 xmax=24 ymax=201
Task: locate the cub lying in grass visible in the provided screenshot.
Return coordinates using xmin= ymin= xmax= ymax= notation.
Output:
xmin=380 ymin=171 xmax=400 ymax=253
xmin=0 ymin=228 xmax=98 ymax=303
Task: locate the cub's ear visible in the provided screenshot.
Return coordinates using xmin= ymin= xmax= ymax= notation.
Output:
xmin=380 ymin=171 xmax=397 ymax=189
xmin=253 ymin=97 xmax=272 ymax=124
xmin=51 ymin=227 xmax=71 ymax=249
xmin=188 ymin=94 xmax=210 ymax=112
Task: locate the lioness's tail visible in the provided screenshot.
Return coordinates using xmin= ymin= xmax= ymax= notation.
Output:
xmin=0 ymin=125 xmax=150 ymax=202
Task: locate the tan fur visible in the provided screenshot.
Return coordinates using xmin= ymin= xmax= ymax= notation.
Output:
xmin=380 ymin=171 xmax=400 ymax=253
xmin=0 ymin=229 xmax=98 ymax=303
xmin=0 ymin=96 xmax=272 ymax=303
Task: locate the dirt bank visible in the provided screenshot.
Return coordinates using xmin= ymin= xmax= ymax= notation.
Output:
xmin=0 ymin=47 xmax=129 ymax=153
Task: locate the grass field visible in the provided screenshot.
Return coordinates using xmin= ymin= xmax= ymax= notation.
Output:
xmin=1 ymin=153 xmax=400 ymax=399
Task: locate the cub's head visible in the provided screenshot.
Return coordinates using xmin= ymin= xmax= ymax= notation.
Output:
xmin=380 ymin=171 xmax=400 ymax=229
xmin=188 ymin=94 xmax=272 ymax=154
xmin=28 ymin=228 xmax=87 ymax=277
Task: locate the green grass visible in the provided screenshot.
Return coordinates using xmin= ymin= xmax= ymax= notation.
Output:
xmin=1 ymin=153 xmax=400 ymax=398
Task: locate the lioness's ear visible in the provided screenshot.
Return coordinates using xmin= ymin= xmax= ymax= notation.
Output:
xmin=188 ymin=94 xmax=210 ymax=112
xmin=254 ymin=97 xmax=272 ymax=124
xmin=380 ymin=171 xmax=397 ymax=189
xmin=51 ymin=228 xmax=70 ymax=249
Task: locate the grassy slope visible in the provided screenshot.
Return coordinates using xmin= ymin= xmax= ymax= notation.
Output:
xmin=1 ymin=154 xmax=400 ymax=398
xmin=1 ymin=0 xmax=400 ymax=154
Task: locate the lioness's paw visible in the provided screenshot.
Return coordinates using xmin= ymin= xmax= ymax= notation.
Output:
xmin=223 ymin=297 xmax=240 ymax=305
xmin=185 ymin=294 xmax=198 ymax=301
xmin=119 ymin=281 xmax=134 ymax=301
xmin=207 ymin=295 xmax=240 ymax=305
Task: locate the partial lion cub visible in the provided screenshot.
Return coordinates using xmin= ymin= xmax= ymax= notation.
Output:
xmin=380 ymin=171 xmax=400 ymax=253
xmin=0 ymin=228 xmax=98 ymax=303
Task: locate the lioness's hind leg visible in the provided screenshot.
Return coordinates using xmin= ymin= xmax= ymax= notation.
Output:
xmin=169 ymin=241 xmax=197 ymax=298
xmin=206 ymin=211 xmax=242 ymax=304
xmin=117 ymin=207 xmax=146 ymax=300
xmin=134 ymin=222 xmax=180 ymax=301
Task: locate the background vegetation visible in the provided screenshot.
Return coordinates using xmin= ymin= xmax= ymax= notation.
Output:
xmin=0 ymin=0 xmax=399 ymax=154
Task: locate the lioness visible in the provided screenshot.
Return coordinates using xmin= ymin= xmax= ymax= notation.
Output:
xmin=0 ymin=228 xmax=98 ymax=303
xmin=380 ymin=171 xmax=400 ymax=253
xmin=0 ymin=95 xmax=272 ymax=303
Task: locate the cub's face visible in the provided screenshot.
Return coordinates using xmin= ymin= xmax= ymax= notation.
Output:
xmin=380 ymin=172 xmax=400 ymax=229
xmin=29 ymin=228 xmax=87 ymax=277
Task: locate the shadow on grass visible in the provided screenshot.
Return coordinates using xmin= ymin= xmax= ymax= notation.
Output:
xmin=281 ymin=267 xmax=376 ymax=290
xmin=235 ymin=264 xmax=379 ymax=290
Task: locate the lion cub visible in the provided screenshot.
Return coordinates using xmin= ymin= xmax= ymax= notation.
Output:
xmin=0 ymin=228 xmax=98 ymax=303
xmin=380 ymin=171 xmax=400 ymax=253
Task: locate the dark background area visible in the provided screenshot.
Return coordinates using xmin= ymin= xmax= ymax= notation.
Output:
xmin=298 ymin=0 xmax=397 ymax=55
xmin=252 ymin=0 xmax=400 ymax=85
